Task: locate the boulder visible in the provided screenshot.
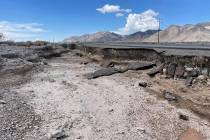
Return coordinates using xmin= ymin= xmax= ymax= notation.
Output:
xmin=127 ymin=62 xmax=155 ymax=70
xmin=163 ymin=90 xmax=178 ymax=101
xmin=134 ymin=80 xmax=148 ymax=88
xmin=191 ymin=69 xmax=200 ymax=77
xmin=179 ymin=113 xmax=189 ymax=121
xmin=166 ymin=63 xmax=177 ymax=78
xmin=186 ymin=68 xmax=200 ymax=77
xmin=147 ymin=64 xmax=164 ymax=76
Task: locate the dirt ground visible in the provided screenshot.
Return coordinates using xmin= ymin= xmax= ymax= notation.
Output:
xmin=3 ymin=52 xmax=210 ymax=140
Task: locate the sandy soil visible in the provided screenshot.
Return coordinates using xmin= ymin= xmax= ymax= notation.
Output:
xmin=10 ymin=52 xmax=210 ymax=140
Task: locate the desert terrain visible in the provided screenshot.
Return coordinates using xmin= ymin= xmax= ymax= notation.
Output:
xmin=1 ymin=43 xmax=210 ymax=140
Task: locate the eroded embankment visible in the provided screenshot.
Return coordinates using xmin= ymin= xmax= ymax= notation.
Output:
xmin=74 ymin=44 xmax=210 ymax=123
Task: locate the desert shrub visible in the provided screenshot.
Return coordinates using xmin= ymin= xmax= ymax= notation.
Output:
xmin=33 ymin=40 xmax=48 ymax=46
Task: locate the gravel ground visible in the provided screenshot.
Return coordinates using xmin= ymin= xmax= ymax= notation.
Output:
xmin=4 ymin=52 xmax=210 ymax=139
xmin=0 ymin=89 xmax=41 ymax=139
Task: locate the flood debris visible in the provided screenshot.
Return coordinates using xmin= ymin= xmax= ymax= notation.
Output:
xmin=179 ymin=113 xmax=189 ymax=121
xmin=138 ymin=82 xmax=148 ymax=87
xmin=147 ymin=64 xmax=164 ymax=76
xmin=80 ymin=61 xmax=89 ymax=65
xmin=87 ymin=62 xmax=156 ymax=79
xmin=187 ymin=68 xmax=200 ymax=77
xmin=163 ymin=90 xmax=178 ymax=101
xmin=135 ymin=80 xmax=148 ymax=88
xmin=86 ymin=67 xmax=123 ymax=79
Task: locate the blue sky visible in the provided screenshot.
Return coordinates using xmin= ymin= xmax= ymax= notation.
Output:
xmin=0 ymin=0 xmax=210 ymax=41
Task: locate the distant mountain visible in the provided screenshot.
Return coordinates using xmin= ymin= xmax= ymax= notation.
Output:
xmin=123 ymin=30 xmax=158 ymax=41
xmin=64 ymin=22 xmax=210 ymax=43
xmin=143 ymin=22 xmax=210 ymax=42
xmin=197 ymin=22 xmax=210 ymax=29
xmin=63 ymin=31 xmax=122 ymax=43
xmin=64 ymin=30 xmax=158 ymax=43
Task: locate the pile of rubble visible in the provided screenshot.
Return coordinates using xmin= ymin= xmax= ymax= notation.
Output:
xmin=86 ymin=62 xmax=155 ymax=79
xmin=158 ymin=63 xmax=209 ymax=87
xmin=86 ymin=59 xmax=209 ymax=87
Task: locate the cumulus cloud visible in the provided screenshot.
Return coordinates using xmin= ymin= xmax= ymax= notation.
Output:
xmin=96 ymin=4 xmax=131 ymax=15
xmin=115 ymin=13 xmax=124 ymax=17
xmin=0 ymin=21 xmax=46 ymax=41
xmin=116 ymin=9 xmax=159 ymax=35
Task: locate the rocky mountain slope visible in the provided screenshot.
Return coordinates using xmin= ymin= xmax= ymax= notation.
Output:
xmin=63 ymin=30 xmax=158 ymax=43
xmin=64 ymin=21 xmax=210 ymax=43
xmin=63 ymin=32 xmax=122 ymax=43
xmin=143 ymin=22 xmax=210 ymax=42
xmin=123 ymin=30 xmax=158 ymax=41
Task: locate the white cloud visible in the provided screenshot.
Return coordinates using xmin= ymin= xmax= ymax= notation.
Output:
xmin=96 ymin=4 xmax=131 ymax=14
xmin=116 ymin=9 xmax=159 ymax=35
xmin=0 ymin=21 xmax=46 ymax=41
xmin=115 ymin=13 xmax=124 ymax=17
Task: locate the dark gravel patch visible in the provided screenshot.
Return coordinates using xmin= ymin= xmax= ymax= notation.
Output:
xmin=0 ymin=89 xmax=41 ymax=140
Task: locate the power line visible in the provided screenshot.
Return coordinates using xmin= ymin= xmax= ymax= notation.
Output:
xmin=158 ymin=18 xmax=161 ymax=44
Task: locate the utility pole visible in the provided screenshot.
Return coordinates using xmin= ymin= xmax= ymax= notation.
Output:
xmin=157 ymin=18 xmax=161 ymax=44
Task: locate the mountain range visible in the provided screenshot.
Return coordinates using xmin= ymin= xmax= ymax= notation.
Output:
xmin=144 ymin=22 xmax=210 ymax=42
xmin=63 ymin=30 xmax=158 ymax=43
xmin=63 ymin=32 xmax=123 ymax=43
xmin=64 ymin=21 xmax=210 ymax=43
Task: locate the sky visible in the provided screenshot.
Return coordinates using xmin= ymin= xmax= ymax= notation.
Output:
xmin=0 ymin=0 xmax=210 ymax=41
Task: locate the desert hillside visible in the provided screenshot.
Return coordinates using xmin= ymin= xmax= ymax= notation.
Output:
xmin=143 ymin=22 xmax=210 ymax=42
xmin=63 ymin=32 xmax=122 ymax=43
xmin=63 ymin=30 xmax=158 ymax=43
